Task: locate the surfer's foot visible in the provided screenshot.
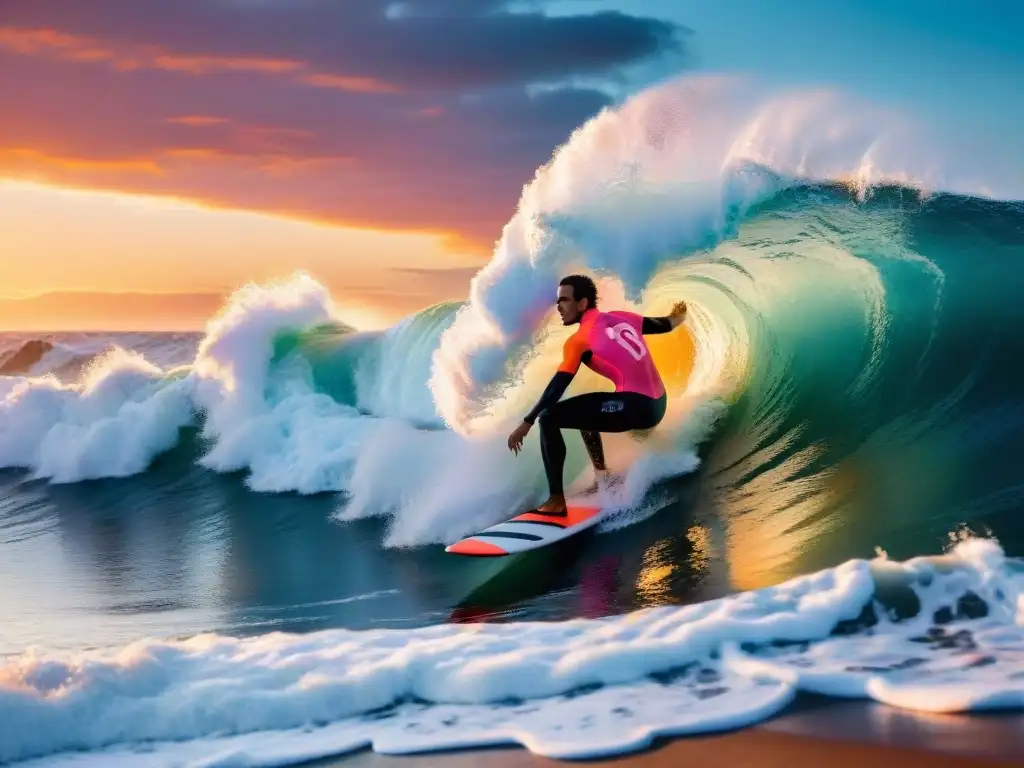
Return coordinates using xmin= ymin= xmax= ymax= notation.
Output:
xmin=583 ymin=470 xmax=624 ymax=495
xmin=536 ymin=494 xmax=567 ymax=516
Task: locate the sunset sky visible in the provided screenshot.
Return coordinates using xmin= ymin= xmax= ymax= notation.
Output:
xmin=2 ymin=0 xmax=1021 ymax=330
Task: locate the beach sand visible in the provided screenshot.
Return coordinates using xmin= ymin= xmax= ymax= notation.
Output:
xmin=306 ymin=696 xmax=1024 ymax=767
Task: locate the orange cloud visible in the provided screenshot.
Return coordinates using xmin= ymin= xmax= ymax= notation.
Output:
xmin=0 ymin=145 xmax=356 ymax=205
xmin=0 ymin=25 xmax=399 ymax=94
xmin=150 ymin=53 xmax=304 ymax=76
xmin=0 ymin=27 xmax=106 ymax=56
xmin=166 ymin=115 xmax=229 ymax=127
xmin=0 ymin=147 xmax=162 ymax=175
xmin=302 ymin=73 xmax=401 ymax=94
xmin=160 ymin=145 xmax=348 ymax=176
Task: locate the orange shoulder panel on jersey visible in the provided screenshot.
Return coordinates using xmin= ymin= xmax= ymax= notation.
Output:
xmin=557 ymin=332 xmax=589 ymax=374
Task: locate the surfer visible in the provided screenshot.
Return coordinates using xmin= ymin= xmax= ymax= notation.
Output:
xmin=507 ymin=274 xmax=687 ymax=515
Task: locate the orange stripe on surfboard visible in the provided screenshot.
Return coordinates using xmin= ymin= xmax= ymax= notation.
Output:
xmin=445 ymin=538 xmax=509 ymax=556
xmin=512 ymin=505 xmax=601 ymax=527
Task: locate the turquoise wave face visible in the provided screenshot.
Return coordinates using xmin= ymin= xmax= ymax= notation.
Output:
xmin=262 ymin=184 xmax=1024 ymax=583
xmin=677 ymin=186 xmax=1024 ymax=585
xmin=273 ymin=302 xmax=463 ymax=428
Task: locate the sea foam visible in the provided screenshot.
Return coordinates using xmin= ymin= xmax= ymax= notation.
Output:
xmin=2 ymin=538 xmax=1021 ymax=766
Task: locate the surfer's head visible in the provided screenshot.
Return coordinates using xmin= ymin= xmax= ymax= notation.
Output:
xmin=557 ymin=275 xmax=597 ymax=325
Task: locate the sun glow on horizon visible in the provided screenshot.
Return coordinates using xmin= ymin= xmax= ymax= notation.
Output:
xmin=0 ymin=179 xmax=486 ymax=331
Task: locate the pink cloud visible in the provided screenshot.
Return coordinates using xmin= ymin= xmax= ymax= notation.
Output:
xmin=0 ymin=1 xmax=688 ymax=247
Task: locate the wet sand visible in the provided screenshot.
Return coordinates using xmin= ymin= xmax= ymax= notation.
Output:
xmin=305 ymin=696 xmax=1024 ymax=767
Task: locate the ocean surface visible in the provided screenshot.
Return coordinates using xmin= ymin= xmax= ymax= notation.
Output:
xmin=2 ymin=75 xmax=1023 ymax=765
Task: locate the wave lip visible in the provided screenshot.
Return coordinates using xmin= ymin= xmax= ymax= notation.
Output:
xmin=0 ymin=538 xmax=1021 ymax=765
xmin=428 ymin=74 xmax=1024 ymax=436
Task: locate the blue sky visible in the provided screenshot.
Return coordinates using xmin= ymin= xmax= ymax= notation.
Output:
xmin=557 ymin=0 xmax=1023 ymax=154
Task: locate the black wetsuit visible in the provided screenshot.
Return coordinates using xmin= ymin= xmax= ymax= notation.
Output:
xmin=523 ymin=311 xmax=674 ymax=496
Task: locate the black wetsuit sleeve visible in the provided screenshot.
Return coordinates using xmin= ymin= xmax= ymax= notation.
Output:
xmin=523 ymin=371 xmax=574 ymax=425
xmin=641 ymin=316 xmax=674 ymax=334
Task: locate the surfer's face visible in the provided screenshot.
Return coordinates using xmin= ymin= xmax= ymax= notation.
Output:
xmin=556 ymin=285 xmax=587 ymax=325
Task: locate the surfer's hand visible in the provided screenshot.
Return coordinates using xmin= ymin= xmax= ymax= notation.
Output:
xmin=669 ymin=300 xmax=687 ymax=328
xmin=508 ymin=421 xmax=532 ymax=454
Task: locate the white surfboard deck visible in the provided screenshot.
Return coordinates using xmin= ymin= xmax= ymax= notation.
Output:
xmin=445 ymin=501 xmax=605 ymax=557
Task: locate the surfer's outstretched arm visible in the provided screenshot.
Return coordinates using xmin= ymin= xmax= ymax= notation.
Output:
xmin=641 ymin=316 xmax=674 ymax=334
xmin=641 ymin=300 xmax=687 ymax=334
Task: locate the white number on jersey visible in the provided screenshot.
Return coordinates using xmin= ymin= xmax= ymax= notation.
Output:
xmin=606 ymin=322 xmax=646 ymax=361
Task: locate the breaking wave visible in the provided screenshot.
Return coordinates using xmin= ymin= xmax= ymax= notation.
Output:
xmin=2 ymin=73 xmax=1024 ymax=765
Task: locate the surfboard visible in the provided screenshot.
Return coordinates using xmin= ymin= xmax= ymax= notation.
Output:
xmin=445 ymin=502 xmax=605 ymax=557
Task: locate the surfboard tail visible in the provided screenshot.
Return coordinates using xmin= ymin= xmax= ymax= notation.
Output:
xmin=446 ymin=504 xmax=603 ymax=557
xmin=445 ymin=539 xmax=510 ymax=556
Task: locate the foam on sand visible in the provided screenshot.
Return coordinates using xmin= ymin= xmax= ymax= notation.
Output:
xmin=2 ymin=538 xmax=1021 ymax=766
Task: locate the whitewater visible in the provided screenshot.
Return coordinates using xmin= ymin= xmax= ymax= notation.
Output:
xmin=2 ymin=73 xmax=1024 ymax=765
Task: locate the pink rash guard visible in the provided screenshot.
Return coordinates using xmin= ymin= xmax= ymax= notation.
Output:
xmin=557 ymin=309 xmax=666 ymax=399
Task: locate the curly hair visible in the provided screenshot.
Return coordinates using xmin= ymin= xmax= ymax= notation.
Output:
xmin=559 ymin=274 xmax=598 ymax=308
